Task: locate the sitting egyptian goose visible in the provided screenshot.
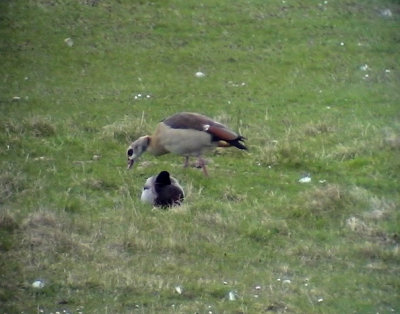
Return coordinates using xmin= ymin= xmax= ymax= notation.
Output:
xmin=127 ymin=112 xmax=247 ymax=175
xmin=141 ymin=171 xmax=184 ymax=207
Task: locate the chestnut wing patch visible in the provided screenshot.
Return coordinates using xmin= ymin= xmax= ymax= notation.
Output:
xmin=204 ymin=124 xmax=238 ymax=141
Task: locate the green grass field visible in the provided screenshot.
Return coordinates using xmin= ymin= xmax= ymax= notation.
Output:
xmin=1 ymin=0 xmax=399 ymax=313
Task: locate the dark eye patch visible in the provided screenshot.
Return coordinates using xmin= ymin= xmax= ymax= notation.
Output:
xmin=127 ymin=148 xmax=133 ymax=156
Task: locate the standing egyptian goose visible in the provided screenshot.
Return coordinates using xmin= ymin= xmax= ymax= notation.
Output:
xmin=141 ymin=171 xmax=184 ymax=207
xmin=127 ymin=112 xmax=247 ymax=175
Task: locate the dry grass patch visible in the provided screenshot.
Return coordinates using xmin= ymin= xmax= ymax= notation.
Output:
xmin=348 ymin=187 xmax=396 ymax=219
xmin=332 ymin=143 xmax=359 ymax=161
xmin=0 ymin=116 xmax=56 ymax=138
xmin=356 ymin=241 xmax=400 ymax=263
xmin=383 ymin=127 xmax=400 ymax=150
xmin=101 ymin=113 xmax=149 ymax=143
xmin=223 ymin=186 xmax=247 ymax=202
xmin=256 ymin=136 xmax=314 ymax=169
xmin=21 ymin=210 xmax=91 ymax=266
xmin=302 ymin=184 xmax=349 ymax=217
xmin=303 ymin=121 xmax=335 ymax=136
xmin=343 ymin=187 xmax=399 ymax=268
xmin=345 ymin=187 xmax=398 ymax=244
xmin=27 ymin=116 xmax=56 ymax=137
xmin=255 ymin=138 xmax=279 ymax=167
xmin=0 ymin=211 xmax=19 ymax=232
xmin=0 ymin=169 xmax=26 ymax=204
xmin=0 ymin=210 xmax=19 ymax=251
xmin=0 ymin=118 xmax=23 ymax=136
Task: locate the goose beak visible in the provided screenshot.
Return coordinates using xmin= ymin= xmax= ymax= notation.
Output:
xmin=127 ymin=158 xmax=135 ymax=169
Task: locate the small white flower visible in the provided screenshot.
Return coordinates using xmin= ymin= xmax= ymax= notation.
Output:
xmin=175 ymin=285 xmax=183 ymax=295
xmin=195 ymin=71 xmax=206 ymax=78
xmin=340 ymin=42 xmax=344 ymax=46
xmin=381 ymin=9 xmax=392 ymax=17
xmin=283 ymin=279 xmax=291 ymax=284
xmin=64 ymin=38 xmax=74 ymax=47
xmin=360 ymin=64 xmax=369 ymax=71
xmin=299 ymin=176 xmax=311 ymax=183
xmin=317 ymin=298 xmax=324 ymax=303
xmin=92 ymin=154 xmax=101 ymax=161
xmin=32 ymin=280 xmax=45 ymax=289
xmin=228 ymin=291 xmax=237 ymax=301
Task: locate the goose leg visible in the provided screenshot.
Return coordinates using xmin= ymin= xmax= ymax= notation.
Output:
xmin=184 ymin=156 xmax=190 ymax=168
xmin=197 ymin=157 xmax=209 ymax=176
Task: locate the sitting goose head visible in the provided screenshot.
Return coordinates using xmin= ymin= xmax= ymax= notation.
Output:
xmin=141 ymin=171 xmax=184 ymax=208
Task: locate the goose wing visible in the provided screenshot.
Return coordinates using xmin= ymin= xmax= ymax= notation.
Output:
xmin=163 ymin=112 xmax=246 ymax=149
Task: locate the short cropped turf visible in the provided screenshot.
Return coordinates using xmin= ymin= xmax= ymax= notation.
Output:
xmin=1 ymin=0 xmax=399 ymax=313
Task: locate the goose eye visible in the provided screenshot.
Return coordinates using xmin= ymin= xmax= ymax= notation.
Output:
xmin=143 ymin=186 xmax=149 ymax=190
xmin=127 ymin=148 xmax=134 ymax=156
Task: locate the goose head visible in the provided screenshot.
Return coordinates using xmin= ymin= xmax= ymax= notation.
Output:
xmin=127 ymin=136 xmax=150 ymax=169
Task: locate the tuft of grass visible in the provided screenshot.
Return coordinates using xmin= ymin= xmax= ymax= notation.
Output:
xmin=22 ymin=210 xmax=82 ymax=255
xmin=0 ymin=117 xmax=56 ymax=138
xmin=383 ymin=126 xmax=400 ymax=150
xmin=0 ymin=211 xmax=19 ymax=251
xmin=101 ymin=113 xmax=148 ymax=143
xmin=303 ymin=121 xmax=335 ymax=137
xmin=26 ymin=116 xmax=56 ymax=137
xmin=303 ymin=184 xmax=347 ymax=216
xmin=0 ymin=169 xmax=26 ymax=204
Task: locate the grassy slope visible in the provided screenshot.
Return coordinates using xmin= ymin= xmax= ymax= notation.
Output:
xmin=1 ymin=0 xmax=399 ymax=313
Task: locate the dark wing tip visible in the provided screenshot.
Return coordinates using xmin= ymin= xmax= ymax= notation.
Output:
xmin=232 ymin=138 xmax=248 ymax=150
